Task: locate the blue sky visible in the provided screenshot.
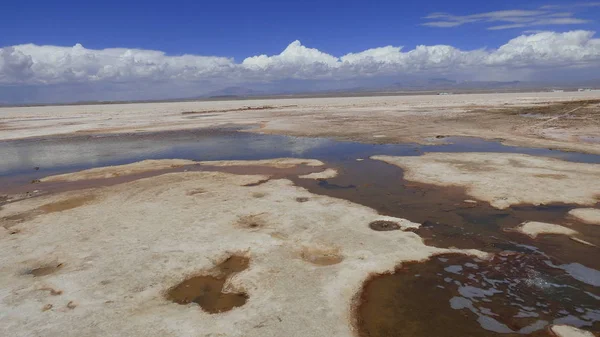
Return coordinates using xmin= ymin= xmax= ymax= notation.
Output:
xmin=2 ymin=1 xmax=600 ymax=103
xmin=4 ymin=0 xmax=599 ymax=60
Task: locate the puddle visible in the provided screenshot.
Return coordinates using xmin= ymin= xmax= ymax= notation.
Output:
xmin=356 ymin=252 xmax=600 ymax=337
xmin=2 ymin=129 xmax=599 ymax=184
xmin=167 ymin=255 xmax=249 ymax=314
xmin=2 ymin=128 xmax=600 ymax=333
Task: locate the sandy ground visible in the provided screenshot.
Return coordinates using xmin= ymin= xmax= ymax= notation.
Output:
xmin=1 ymin=91 xmax=599 ymax=154
xmin=0 ymin=160 xmax=485 ymax=337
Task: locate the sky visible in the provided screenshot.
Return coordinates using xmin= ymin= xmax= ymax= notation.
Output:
xmin=2 ymin=0 xmax=600 ymax=103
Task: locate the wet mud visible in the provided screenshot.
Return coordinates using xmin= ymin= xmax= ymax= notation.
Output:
xmin=167 ymin=255 xmax=250 ymax=314
xmin=291 ymin=159 xmax=600 ymax=335
xmin=38 ymin=195 xmax=95 ymax=213
xmin=291 ymin=160 xmax=600 ymax=270
xmin=368 ymin=220 xmax=402 ymax=231
xmin=356 ymin=252 xmax=600 ymax=337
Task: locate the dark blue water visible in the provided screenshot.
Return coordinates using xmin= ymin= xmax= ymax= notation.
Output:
xmin=1 ymin=129 xmax=599 ymax=181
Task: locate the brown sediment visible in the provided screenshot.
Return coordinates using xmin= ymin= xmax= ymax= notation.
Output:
xmin=166 ymin=255 xmax=249 ymax=314
xmin=243 ymin=178 xmax=271 ymax=187
xmin=39 ymin=195 xmax=95 ymax=213
xmin=496 ymin=99 xmax=600 ymax=116
xmin=1 ymin=195 xmax=95 ymax=228
xmin=355 ymin=254 xmax=600 ymax=337
xmin=39 ymin=287 xmax=63 ymax=296
xmin=236 ymin=214 xmax=267 ymax=230
xmin=368 ymin=220 xmax=401 ymax=231
xmin=1 ymin=212 xmax=35 ymax=228
xmin=26 ymin=263 xmax=63 ymax=277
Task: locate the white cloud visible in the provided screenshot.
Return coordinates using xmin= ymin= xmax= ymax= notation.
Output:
xmin=422 ymin=6 xmax=593 ymax=30
xmin=542 ymin=2 xmax=600 ymax=10
xmin=241 ymin=40 xmax=339 ymax=80
xmin=1 ymin=43 xmax=235 ymax=84
xmin=0 ymin=47 xmax=35 ymax=83
xmin=486 ymin=30 xmax=600 ymax=67
xmin=1 ymin=30 xmax=600 ymax=102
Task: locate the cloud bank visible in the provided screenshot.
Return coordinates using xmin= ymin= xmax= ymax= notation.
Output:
xmin=1 ymin=30 xmax=600 ymax=102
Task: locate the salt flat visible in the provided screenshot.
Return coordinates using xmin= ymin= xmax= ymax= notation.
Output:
xmin=1 ymin=92 xmax=599 ymax=337
xmin=1 ymin=91 xmax=599 ymax=154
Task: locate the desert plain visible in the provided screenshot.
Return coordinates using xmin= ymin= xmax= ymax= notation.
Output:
xmin=1 ymin=91 xmax=599 ymax=337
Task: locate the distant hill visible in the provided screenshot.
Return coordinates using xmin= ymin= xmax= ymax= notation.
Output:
xmin=204 ymin=86 xmax=263 ymax=98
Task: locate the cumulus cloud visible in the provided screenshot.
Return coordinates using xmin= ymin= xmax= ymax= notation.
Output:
xmin=1 ymin=30 xmax=600 ymax=102
xmin=423 ymin=6 xmax=593 ymax=30
xmin=243 ymin=40 xmax=339 ymax=74
xmin=0 ymin=47 xmax=34 ymax=83
xmin=1 ymin=43 xmax=235 ymax=84
xmin=487 ymin=30 xmax=600 ymax=67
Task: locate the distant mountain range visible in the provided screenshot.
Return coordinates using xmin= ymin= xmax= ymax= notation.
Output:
xmin=384 ymin=78 xmax=526 ymax=90
xmin=2 ymin=78 xmax=599 ymax=107
xmin=201 ymin=78 xmax=599 ymax=99
xmin=204 ymin=86 xmax=264 ymax=98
